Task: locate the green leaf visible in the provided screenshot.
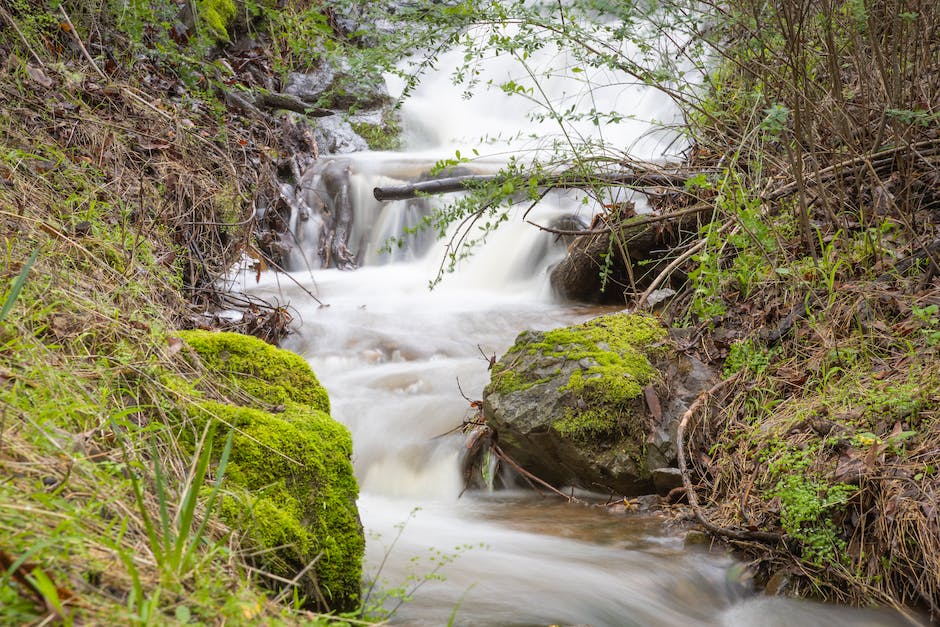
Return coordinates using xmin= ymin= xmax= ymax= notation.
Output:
xmin=0 ymin=248 xmax=38 ymax=323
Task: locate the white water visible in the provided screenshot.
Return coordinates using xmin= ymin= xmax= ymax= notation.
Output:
xmin=236 ymin=17 xmax=915 ymax=626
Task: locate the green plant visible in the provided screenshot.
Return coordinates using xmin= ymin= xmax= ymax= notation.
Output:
xmin=723 ymin=338 xmax=778 ymax=377
xmin=770 ymin=474 xmax=855 ymax=566
xmin=360 ymin=509 xmax=478 ymax=622
xmin=127 ymin=424 xmax=234 ymax=582
xmin=0 ymin=248 xmax=37 ymax=323
xmin=912 ymin=304 xmax=940 ymax=347
xmin=765 ymin=445 xmax=856 ymax=567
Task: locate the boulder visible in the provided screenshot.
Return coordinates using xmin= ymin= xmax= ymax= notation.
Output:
xmin=284 ymin=60 xmax=392 ymax=111
xmin=309 ymin=114 xmax=369 ymax=154
xmin=483 ymin=313 xmax=714 ymax=496
xmin=177 ymin=330 xmax=363 ymax=612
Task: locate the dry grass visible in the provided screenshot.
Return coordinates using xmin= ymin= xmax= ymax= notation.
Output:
xmin=0 ymin=3 xmax=340 ymax=623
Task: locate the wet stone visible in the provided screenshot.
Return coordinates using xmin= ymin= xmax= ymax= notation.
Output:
xmin=651 ymin=467 xmax=684 ymax=495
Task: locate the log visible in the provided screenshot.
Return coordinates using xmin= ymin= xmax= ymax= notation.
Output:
xmin=373 ymin=169 xmax=701 ymax=201
xmin=550 ymin=205 xmax=713 ymax=303
xmin=374 ymin=175 xmax=496 ymax=201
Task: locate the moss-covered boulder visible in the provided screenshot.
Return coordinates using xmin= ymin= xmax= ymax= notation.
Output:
xmin=483 ymin=314 xmax=713 ymax=495
xmin=177 ymin=330 xmax=363 ymax=612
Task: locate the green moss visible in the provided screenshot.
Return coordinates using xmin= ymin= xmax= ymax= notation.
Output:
xmin=198 ymin=0 xmax=236 ymax=41
xmin=488 ymin=362 xmax=555 ymax=395
xmin=194 ymin=400 xmax=362 ymax=610
xmin=554 ymin=407 xmax=619 ymax=439
xmin=178 ymin=330 xmax=362 ymax=611
xmin=177 ymin=330 xmax=330 ymax=413
xmin=492 ymin=314 xmax=667 ymax=441
xmin=351 ymin=118 xmax=401 ymax=151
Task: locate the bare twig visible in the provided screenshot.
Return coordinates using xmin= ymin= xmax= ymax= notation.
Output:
xmin=637 ymin=238 xmax=707 ymax=309
xmin=373 ymin=168 xmax=698 ymax=201
xmin=0 ymin=5 xmax=44 ymax=67
xmin=58 ymin=7 xmax=107 ymax=81
xmin=762 ymin=139 xmax=940 ymax=200
xmin=527 ymin=203 xmax=712 ymax=236
xmin=493 ymin=445 xmax=584 ymax=504
xmin=272 ymin=552 xmax=322 ymax=605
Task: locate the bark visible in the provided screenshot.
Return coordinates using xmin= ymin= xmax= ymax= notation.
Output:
xmin=550 ymin=206 xmax=712 ymax=303
xmin=254 ymin=91 xmax=335 ymax=118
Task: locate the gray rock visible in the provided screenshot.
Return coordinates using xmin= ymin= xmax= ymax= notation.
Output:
xmin=310 ymin=115 xmax=368 ymax=154
xmin=284 ymin=59 xmax=391 ymax=110
xmin=483 ymin=313 xmax=716 ymax=496
xmin=651 ymin=467 xmax=684 ymax=495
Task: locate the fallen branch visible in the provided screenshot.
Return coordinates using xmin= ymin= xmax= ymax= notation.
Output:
xmin=493 ymin=444 xmax=584 ymax=504
xmin=253 ymin=91 xmax=334 ymax=117
xmin=762 ymin=139 xmax=940 ymax=200
xmin=527 ymin=203 xmax=713 ymax=237
xmin=373 ymin=168 xmax=700 ymax=201
xmin=677 ymin=374 xmax=784 ymax=545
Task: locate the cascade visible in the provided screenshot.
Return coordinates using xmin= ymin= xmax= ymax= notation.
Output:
xmin=235 ymin=11 xmax=911 ymax=625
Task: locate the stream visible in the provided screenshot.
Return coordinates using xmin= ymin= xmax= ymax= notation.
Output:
xmin=235 ymin=21 xmax=916 ymax=627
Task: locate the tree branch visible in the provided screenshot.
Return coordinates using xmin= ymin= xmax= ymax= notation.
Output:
xmin=373 ymin=168 xmax=700 ymax=201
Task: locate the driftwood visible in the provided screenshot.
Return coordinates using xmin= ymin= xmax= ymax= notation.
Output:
xmin=254 ymin=91 xmax=334 ymax=117
xmin=762 ymin=138 xmax=940 ymax=200
xmin=373 ymin=169 xmax=700 ymax=201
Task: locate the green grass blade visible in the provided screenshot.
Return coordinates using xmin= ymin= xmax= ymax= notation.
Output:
xmin=181 ymin=428 xmax=233 ymax=570
xmin=123 ymin=447 xmax=164 ymax=570
xmin=151 ymin=443 xmax=173 ymax=559
xmin=172 ymin=423 xmax=215 ymax=570
xmin=0 ymin=248 xmax=38 ymax=323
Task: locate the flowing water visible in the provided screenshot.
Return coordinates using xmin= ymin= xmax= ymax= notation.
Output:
xmin=235 ymin=22 xmax=917 ymax=627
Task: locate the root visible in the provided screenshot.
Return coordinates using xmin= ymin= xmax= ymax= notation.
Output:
xmin=677 ymin=374 xmax=784 ymax=545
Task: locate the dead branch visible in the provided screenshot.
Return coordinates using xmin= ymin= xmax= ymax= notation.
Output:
xmin=493 ymin=445 xmax=584 ymax=504
xmin=677 ymin=374 xmax=784 ymax=545
xmin=762 ymin=139 xmax=940 ymax=200
xmin=527 ymin=203 xmax=712 ymax=236
xmin=254 ymin=91 xmax=335 ymax=118
xmin=373 ymin=168 xmax=700 ymax=201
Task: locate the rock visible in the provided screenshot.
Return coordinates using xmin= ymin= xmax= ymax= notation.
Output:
xmin=651 ymin=467 xmax=684 ymax=495
xmin=633 ymin=493 xmax=663 ymax=511
xmin=178 ymin=330 xmax=363 ymax=612
xmin=310 ymin=114 xmax=369 ymax=154
xmin=284 ymin=60 xmax=392 ymax=111
xmin=550 ymin=208 xmax=712 ymax=303
xmin=484 ymin=313 xmax=715 ymax=495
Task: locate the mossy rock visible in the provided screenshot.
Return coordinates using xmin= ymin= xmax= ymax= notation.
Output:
xmin=179 ymin=331 xmax=362 ymax=612
xmin=178 ymin=329 xmax=330 ymax=413
xmin=484 ymin=313 xmax=699 ymax=495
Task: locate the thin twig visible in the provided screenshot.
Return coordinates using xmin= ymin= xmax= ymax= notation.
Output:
xmin=636 ymin=220 xmax=735 ymax=309
xmin=272 ymin=552 xmax=322 ymax=605
xmin=58 ymin=7 xmax=107 ymax=81
xmin=762 ymin=139 xmax=940 ymax=200
xmin=526 ymin=203 xmax=712 ymax=236
xmin=493 ymin=445 xmax=584 ymax=503
xmin=636 ymin=238 xmax=706 ymax=309
xmin=0 ymin=6 xmax=44 ymax=67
